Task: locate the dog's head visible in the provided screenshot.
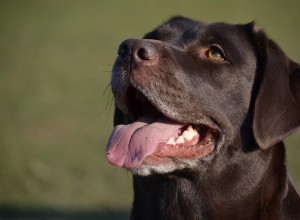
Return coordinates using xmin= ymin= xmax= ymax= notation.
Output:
xmin=106 ymin=16 xmax=300 ymax=176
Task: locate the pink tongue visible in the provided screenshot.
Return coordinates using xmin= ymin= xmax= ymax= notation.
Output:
xmin=106 ymin=115 xmax=184 ymax=168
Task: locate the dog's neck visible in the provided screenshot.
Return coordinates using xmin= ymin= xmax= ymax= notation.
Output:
xmin=130 ymin=143 xmax=298 ymax=220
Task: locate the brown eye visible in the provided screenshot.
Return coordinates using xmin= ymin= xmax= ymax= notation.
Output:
xmin=207 ymin=48 xmax=224 ymax=61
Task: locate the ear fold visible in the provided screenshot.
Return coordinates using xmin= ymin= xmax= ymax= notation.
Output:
xmin=252 ymin=27 xmax=300 ymax=149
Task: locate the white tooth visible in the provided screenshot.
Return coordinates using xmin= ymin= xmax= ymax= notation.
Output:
xmin=187 ymin=125 xmax=194 ymax=133
xmin=176 ymin=136 xmax=185 ymax=144
xmin=182 ymin=131 xmax=189 ymax=139
xmin=193 ymin=129 xmax=199 ymax=136
xmin=166 ymin=137 xmax=176 ymax=145
xmin=182 ymin=130 xmax=193 ymax=141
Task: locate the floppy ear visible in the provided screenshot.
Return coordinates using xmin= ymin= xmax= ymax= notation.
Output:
xmin=252 ymin=27 xmax=300 ymax=149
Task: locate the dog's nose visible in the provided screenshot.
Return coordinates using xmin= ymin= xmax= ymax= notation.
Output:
xmin=118 ymin=39 xmax=157 ymax=63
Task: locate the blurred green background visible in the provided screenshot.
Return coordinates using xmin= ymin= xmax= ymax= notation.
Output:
xmin=0 ymin=0 xmax=299 ymax=219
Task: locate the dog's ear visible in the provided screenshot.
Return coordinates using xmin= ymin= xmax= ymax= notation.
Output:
xmin=251 ymin=25 xmax=300 ymax=149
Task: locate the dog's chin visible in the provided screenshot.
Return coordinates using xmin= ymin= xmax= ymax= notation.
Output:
xmin=106 ymin=87 xmax=222 ymax=176
xmin=130 ymin=154 xmax=216 ymax=176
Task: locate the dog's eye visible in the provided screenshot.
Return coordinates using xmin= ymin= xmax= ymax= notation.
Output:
xmin=207 ymin=47 xmax=225 ymax=61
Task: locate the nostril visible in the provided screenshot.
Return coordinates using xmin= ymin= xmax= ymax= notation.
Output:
xmin=136 ymin=45 xmax=157 ymax=61
xmin=117 ymin=39 xmax=158 ymax=63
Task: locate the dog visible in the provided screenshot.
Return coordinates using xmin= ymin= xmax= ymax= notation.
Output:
xmin=106 ymin=16 xmax=300 ymax=220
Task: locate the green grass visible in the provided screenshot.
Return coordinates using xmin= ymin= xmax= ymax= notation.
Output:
xmin=0 ymin=0 xmax=299 ymax=218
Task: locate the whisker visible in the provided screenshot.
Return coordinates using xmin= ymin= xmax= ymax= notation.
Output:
xmin=101 ymin=83 xmax=115 ymax=117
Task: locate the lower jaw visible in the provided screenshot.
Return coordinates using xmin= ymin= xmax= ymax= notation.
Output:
xmin=129 ymin=154 xmax=209 ymax=176
xmin=128 ymin=133 xmax=217 ymax=178
xmin=129 ymin=141 xmax=216 ymax=177
xmin=129 ymin=131 xmax=222 ymax=176
xmin=130 ymin=160 xmax=181 ymax=176
xmin=140 ymin=146 xmax=213 ymax=168
xmin=143 ymin=128 xmax=217 ymax=165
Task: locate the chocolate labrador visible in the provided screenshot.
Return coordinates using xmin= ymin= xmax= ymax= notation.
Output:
xmin=106 ymin=16 xmax=300 ymax=220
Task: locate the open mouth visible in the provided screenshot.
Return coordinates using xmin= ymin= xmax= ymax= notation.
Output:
xmin=106 ymin=87 xmax=220 ymax=169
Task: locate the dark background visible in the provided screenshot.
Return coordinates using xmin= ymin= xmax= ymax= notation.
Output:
xmin=0 ymin=0 xmax=299 ymax=219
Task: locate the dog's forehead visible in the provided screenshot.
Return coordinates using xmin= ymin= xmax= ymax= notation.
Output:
xmin=144 ymin=17 xmax=251 ymax=48
xmin=144 ymin=17 xmax=205 ymax=43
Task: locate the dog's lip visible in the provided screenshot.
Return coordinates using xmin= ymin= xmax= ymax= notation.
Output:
xmin=121 ymin=85 xmax=221 ymax=133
